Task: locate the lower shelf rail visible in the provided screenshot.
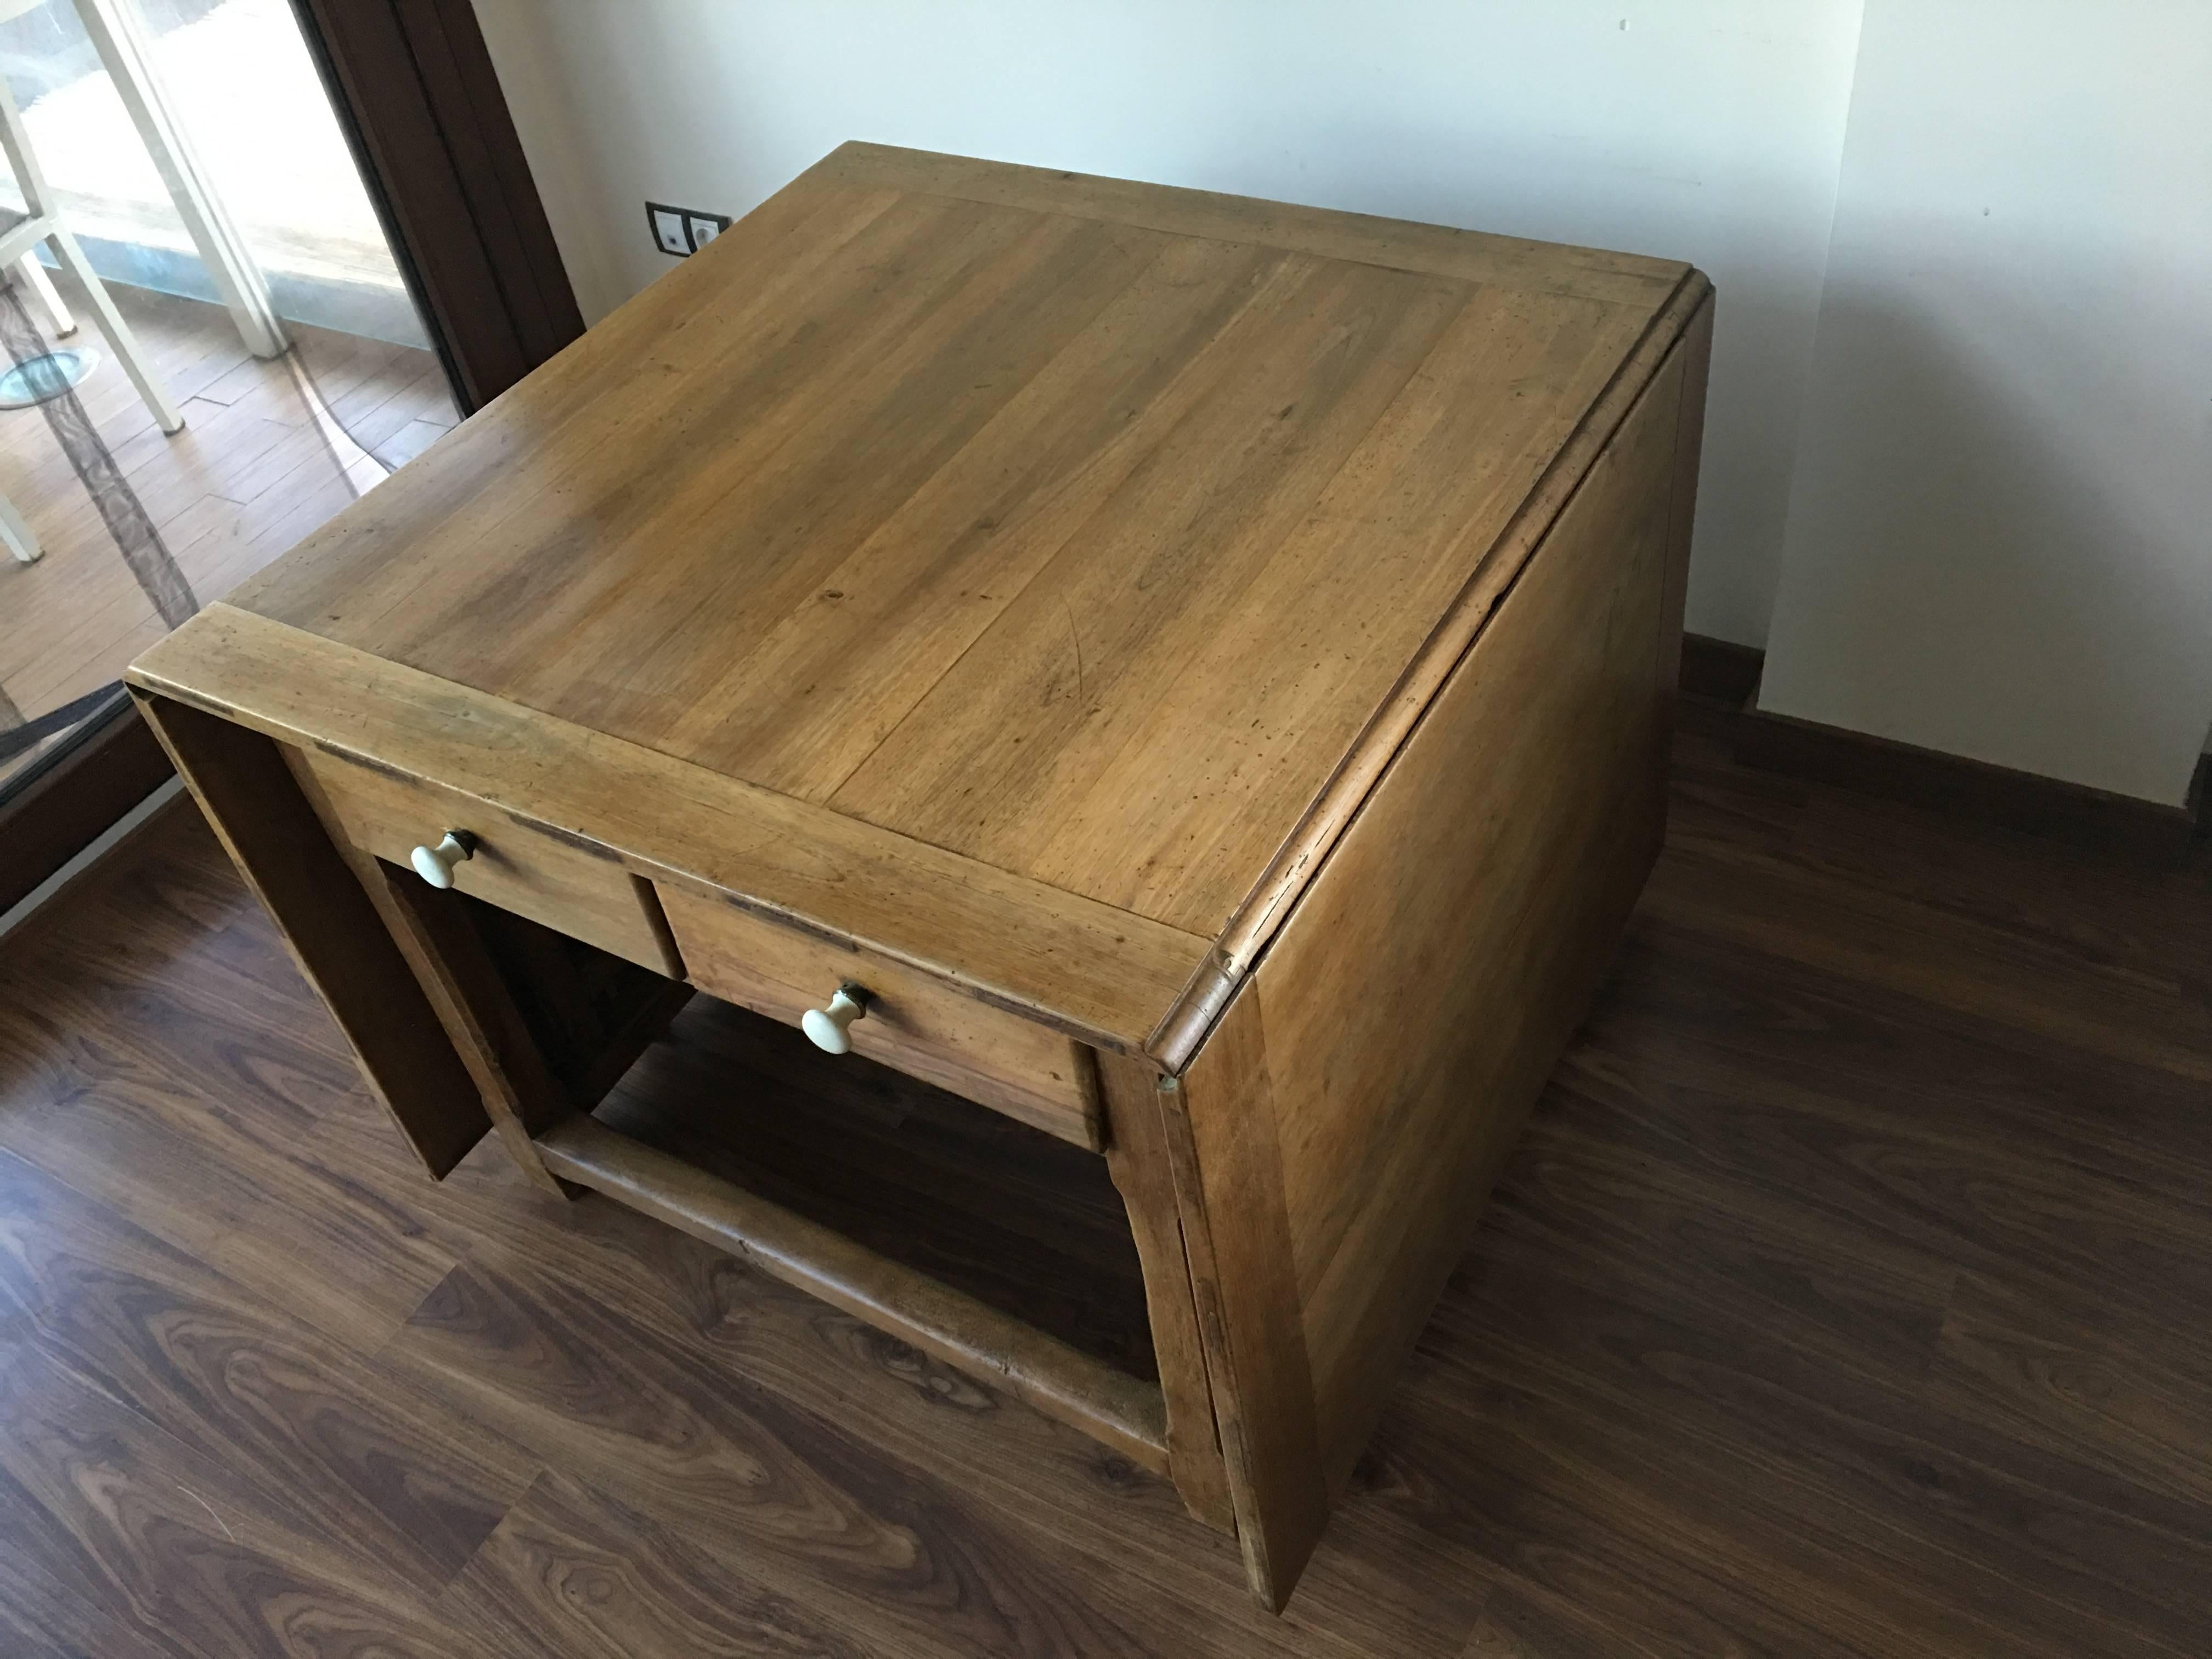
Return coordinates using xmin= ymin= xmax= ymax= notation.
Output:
xmin=535 ymin=1112 xmax=1171 ymax=1474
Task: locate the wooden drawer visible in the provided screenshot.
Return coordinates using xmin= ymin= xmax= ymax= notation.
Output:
xmin=289 ymin=747 xmax=684 ymax=979
xmin=654 ymin=881 xmax=1102 ymax=1150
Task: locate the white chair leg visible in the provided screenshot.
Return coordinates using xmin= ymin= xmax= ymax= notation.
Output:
xmin=0 ymin=490 xmax=41 ymax=564
xmin=73 ymin=0 xmax=287 ymax=359
xmin=13 ymin=255 xmax=74 ymax=337
xmin=47 ymin=228 xmax=183 ymax=435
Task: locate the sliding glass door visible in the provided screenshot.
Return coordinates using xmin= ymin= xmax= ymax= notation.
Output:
xmin=0 ymin=0 xmax=459 ymax=808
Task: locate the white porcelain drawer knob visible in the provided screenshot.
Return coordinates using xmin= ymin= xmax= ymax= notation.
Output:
xmin=409 ymin=830 xmax=476 ymax=889
xmin=801 ymin=984 xmax=869 ymax=1054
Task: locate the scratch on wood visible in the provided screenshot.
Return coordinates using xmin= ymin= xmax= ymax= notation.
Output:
xmin=175 ymin=1483 xmax=236 ymax=1543
xmin=1063 ymin=598 xmax=1086 ymax=707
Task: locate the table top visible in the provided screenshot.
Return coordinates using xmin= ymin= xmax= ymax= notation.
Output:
xmin=141 ymin=143 xmax=1706 ymax=1060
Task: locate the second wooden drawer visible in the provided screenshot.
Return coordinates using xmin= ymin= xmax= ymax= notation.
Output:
xmin=654 ymin=881 xmax=1102 ymax=1150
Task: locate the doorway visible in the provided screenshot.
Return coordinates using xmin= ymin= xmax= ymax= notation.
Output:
xmin=0 ymin=0 xmax=576 ymax=911
xmin=0 ymin=0 xmax=461 ymax=798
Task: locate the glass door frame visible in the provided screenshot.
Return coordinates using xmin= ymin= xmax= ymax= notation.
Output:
xmin=0 ymin=0 xmax=581 ymax=915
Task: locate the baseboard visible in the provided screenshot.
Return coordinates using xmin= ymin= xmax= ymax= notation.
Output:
xmin=40 ymin=237 xmax=433 ymax=350
xmin=0 ymin=698 xmax=176 ymax=915
xmin=1736 ymin=708 xmax=2199 ymax=865
xmin=0 ymin=780 xmax=185 ymax=943
xmin=1678 ymin=633 xmax=1764 ymax=708
xmin=1679 ymin=633 xmax=2200 ymax=866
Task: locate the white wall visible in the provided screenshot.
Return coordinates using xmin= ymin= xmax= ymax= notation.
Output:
xmin=469 ymin=1 xmax=2212 ymax=806
xmin=471 ymin=0 xmax=1866 ymax=650
xmin=1757 ymin=0 xmax=2212 ymax=805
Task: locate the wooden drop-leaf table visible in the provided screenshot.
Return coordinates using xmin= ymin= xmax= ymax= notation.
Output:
xmin=128 ymin=143 xmax=1713 ymax=1612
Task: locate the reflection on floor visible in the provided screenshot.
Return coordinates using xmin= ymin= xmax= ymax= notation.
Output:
xmin=0 ymin=266 xmax=456 ymax=788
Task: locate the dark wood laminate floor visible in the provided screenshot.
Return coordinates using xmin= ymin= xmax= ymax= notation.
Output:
xmin=3 ymin=701 xmax=2210 ymax=1657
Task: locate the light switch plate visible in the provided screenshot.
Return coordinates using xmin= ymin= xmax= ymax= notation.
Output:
xmin=647 ymin=203 xmax=691 ymax=257
xmin=646 ymin=201 xmax=733 ymax=257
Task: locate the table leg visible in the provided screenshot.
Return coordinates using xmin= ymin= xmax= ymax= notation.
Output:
xmin=1152 ymin=985 xmax=1331 ymax=1613
xmin=133 ymin=691 xmax=493 ymax=1175
xmin=1098 ymin=1051 xmax=1237 ymax=1534
xmin=323 ymin=822 xmax=579 ymax=1199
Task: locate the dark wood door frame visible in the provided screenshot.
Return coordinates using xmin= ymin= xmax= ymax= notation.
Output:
xmin=291 ymin=0 xmax=585 ymax=415
xmin=0 ymin=0 xmax=582 ymax=916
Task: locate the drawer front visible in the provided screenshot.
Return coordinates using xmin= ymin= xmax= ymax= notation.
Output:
xmin=655 ymin=881 xmax=1101 ymax=1149
xmin=291 ymin=748 xmax=684 ymax=979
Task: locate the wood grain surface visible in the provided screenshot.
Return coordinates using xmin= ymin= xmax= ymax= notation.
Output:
xmin=589 ymin=992 xmax=1156 ymax=1383
xmin=658 ymin=877 xmax=1102 ymax=1147
xmin=292 ymin=742 xmax=686 ymax=978
xmin=213 ymin=142 xmax=1694 ymax=954
xmin=1259 ymin=337 xmax=1689 ymax=1497
xmin=1098 ymin=1049 xmax=1237 ymax=1533
xmin=1160 ymin=984 xmax=1331 ymax=1611
xmin=813 ymin=144 xmax=1685 ymax=306
xmin=4 ymin=699 xmax=2211 ymax=1653
xmin=133 ymin=690 xmax=492 ymax=1177
xmin=118 ymin=148 xmax=1719 ymax=1616
xmin=347 ymin=847 xmax=579 ymax=1198
xmin=534 ymin=1114 xmax=1171 ymax=1477
xmin=1164 ymin=272 xmax=1712 ymax=1053
xmin=130 ymin=605 xmax=1210 ymax=1056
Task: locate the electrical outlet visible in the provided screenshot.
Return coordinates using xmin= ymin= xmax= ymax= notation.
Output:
xmin=646 ymin=201 xmax=732 ymax=257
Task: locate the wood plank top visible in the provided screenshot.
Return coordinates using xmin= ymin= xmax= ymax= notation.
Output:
xmin=150 ymin=143 xmax=1701 ymax=1051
